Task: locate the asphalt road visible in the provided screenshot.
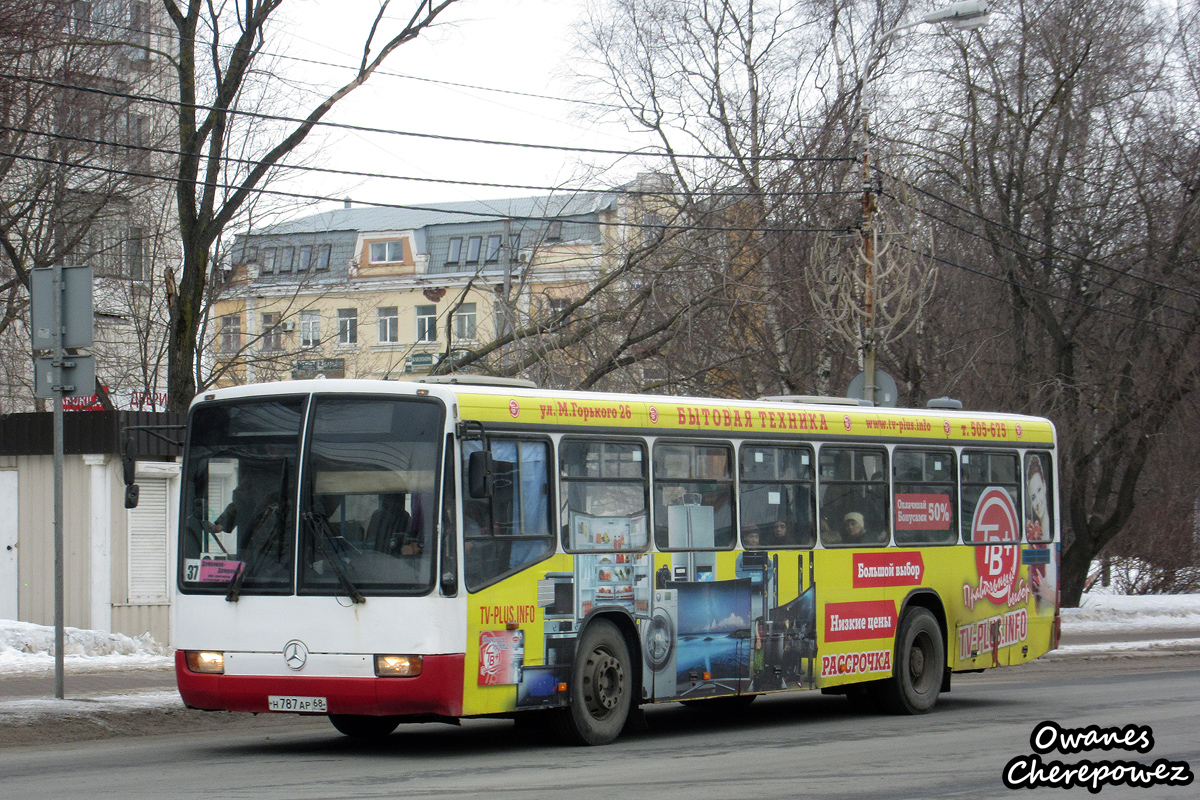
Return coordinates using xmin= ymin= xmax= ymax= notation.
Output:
xmin=1 ymin=652 xmax=1197 ymax=800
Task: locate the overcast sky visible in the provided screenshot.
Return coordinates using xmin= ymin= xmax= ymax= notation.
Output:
xmin=260 ymin=0 xmax=656 ymax=216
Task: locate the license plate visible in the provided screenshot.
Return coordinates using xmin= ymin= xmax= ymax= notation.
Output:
xmin=268 ymin=695 xmax=328 ymax=713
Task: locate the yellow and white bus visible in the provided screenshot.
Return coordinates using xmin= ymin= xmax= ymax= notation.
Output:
xmin=172 ymin=378 xmax=1059 ymax=744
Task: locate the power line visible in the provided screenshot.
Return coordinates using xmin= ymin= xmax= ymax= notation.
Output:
xmin=0 ymin=148 xmax=854 ymax=235
xmin=2 ymin=72 xmax=851 ymax=166
xmin=42 ymin=3 xmax=839 ymax=134
xmin=0 ymin=123 xmax=860 ymax=201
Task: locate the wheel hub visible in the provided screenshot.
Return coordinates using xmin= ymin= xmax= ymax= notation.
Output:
xmin=584 ymin=648 xmax=625 ymax=716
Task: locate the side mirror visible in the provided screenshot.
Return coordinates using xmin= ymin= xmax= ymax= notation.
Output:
xmin=122 ymin=434 xmax=137 ymax=486
xmin=467 ymin=450 xmax=495 ymax=499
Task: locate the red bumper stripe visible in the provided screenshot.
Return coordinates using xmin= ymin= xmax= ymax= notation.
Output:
xmin=175 ymin=651 xmax=465 ymax=717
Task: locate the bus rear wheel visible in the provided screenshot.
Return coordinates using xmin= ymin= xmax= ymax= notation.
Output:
xmin=879 ymin=607 xmax=944 ymax=715
xmin=328 ymin=714 xmax=402 ymax=739
xmin=554 ymin=619 xmax=632 ymax=746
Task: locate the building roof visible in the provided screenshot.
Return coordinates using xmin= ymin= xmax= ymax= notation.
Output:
xmin=256 ymin=192 xmax=620 ymax=236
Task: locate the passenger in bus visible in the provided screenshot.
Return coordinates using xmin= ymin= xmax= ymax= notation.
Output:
xmin=767 ymin=519 xmax=798 ymax=547
xmin=837 ymin=512 xmax=868 ymax=545
xmin=741 ymin=523 xmax=762 ymax=549
xmin=367 ymin=494 xmax=421 ymax=555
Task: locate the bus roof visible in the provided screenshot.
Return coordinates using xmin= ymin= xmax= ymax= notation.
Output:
xmin=192 ymin=379 xmax=1056 ymax=447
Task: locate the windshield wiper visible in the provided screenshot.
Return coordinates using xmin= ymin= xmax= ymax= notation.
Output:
xmin=226 ymin=459 xmax=290 ymax=602
xmin=305 ymin=512 xmax=366 ymax=604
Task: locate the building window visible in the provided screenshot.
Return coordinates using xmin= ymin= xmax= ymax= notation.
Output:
xmin=543 ymin=296 xmax=571 ymax=319
xmin=127 ymin=0 xmax=151 ymax=58
xmin=242 ymin=245 xmax=259 ymax=264
xmin=219 ymin=314 xmax=241 ymax=352
xmin=446 ymin=237 xmax=462 ymax=265
xmin=299 ymin=310 xmax=320 ymax=347
xmin=261 ymin=312 xmax=283 ymax=351
xmin=369 ymin=240 xmax=405 ymax=263
xmin=546 ymin=220 xmax=562 ymax=241
xmin=278 ymin=247 xmax=294 ymax=273
xmin=416 ymin=304 xmax=437 ymax=343
xmin=465 ymin=236 xmax=482 ymax=264
xmin=453 ymin=303 xmax=476 ymax=341
xmin=260 ymin=248 xmax=276 ymax=274
xmin=72 ymin=1 xmax=92 ymax=35
xmin=297 ymin=245 xmax=312 ymax=272
xmin=510 ymin=233 xmax=521 ymax=258
xmin=642 ymin=212 xmax=665 ymax=246
xmin=126 ymin=228 xmax=144 ymax=280
xmin=378 ymin=306 xmax=399 ymax=344
xmin=486 ymin=235 xmax=502 ymax=263
xmin=126 ymin=114 xmax=148 ymax=166
xmin=316 ymin=244 xmax=331 ymax=270
xmin=337 ymin=308 xmax=357 ymax=345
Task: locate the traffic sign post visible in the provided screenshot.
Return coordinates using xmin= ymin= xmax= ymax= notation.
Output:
xmin=30 ymin=264 xmax=94 ymax=700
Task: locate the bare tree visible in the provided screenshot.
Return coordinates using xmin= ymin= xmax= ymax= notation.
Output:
xmin=909 ymin=0 xmax=1200 ymax=604
xmin=162 ymin=0 xmax=461 ymax=411
xmin=1 ymin=0 xmax=174 ymax=411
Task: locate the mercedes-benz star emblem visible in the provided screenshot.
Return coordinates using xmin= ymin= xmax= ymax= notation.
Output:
xmin=282 ymin=639 xmax=308 ymax=671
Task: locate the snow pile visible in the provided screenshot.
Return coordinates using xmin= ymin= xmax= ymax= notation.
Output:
xmin=1061 ymin=593 xmax=1200 ymax=634
xmin=0 ymin=620 xmax=171 ymax=676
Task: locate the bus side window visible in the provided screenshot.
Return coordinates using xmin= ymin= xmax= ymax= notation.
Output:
xmin=892 ymin=448 xmax=957 ymax=545
xmin=961 ymin=450 xmax=1021 ymax=543
xmin=818 ymin=447 xmax=889 ymax=547
xmin=560 ymin=439 xmax=649 ymax=551
xmin=738 ymin=444 xmax=815 ymax=548
xmin=653 ymin=443 xmax=736 ymax=550
xmin=463 ymin=438 xmax=554 ymax=590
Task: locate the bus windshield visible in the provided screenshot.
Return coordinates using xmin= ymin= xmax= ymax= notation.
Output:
xmin=299 ymin=396 xmax=443 ymax=597
xmin=180 ymin=398 xmax=305 ymax=595
xmin=179 ymin=394 xmax=444 ymax=597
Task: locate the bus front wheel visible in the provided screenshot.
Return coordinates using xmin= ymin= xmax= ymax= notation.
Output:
xmin=328 ymin=714 xmax=402 ymax=739
xmin=879 ymin=607 xmax=944 ymax=715
xmin=554 ymin=619 xmax=632 ymax=745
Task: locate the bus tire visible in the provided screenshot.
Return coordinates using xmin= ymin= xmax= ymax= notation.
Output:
xmin=328 ymin=714 xmax=402 ymax=739
xmin=880 ymin=607 xmax=944 ymax=715
xmin=554 ymin=619 xmax=632 ymax=746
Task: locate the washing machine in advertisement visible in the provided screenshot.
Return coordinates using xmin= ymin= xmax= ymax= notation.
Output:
xmin=643 ymin=588 xmax=678 ymax=700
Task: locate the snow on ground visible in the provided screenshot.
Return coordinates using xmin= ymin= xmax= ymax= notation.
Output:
xmin=0 ymin=619 xmax=171 ymax=676
xmin=1059 ymin=593 xmax=1200 ymax=633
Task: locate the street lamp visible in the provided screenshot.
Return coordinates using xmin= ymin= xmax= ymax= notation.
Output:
xmin=855 ymin=1 xmax=990 ymax=404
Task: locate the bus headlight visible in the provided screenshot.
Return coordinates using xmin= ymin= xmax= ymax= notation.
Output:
xmin=185 ymin=650 xmax=225 ymax=674
xmin=374 ymin=654 xmax=422 ymax=677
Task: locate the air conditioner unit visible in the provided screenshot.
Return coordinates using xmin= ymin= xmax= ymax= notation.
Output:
xmin=280 ymin=321 xmax=295 ymax=331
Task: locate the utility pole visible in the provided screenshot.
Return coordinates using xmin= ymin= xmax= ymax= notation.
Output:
xmin=851 ymin=1 xmax=990 ymax=405
xmin=859 ymin=103 xmax=878 ymax=405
